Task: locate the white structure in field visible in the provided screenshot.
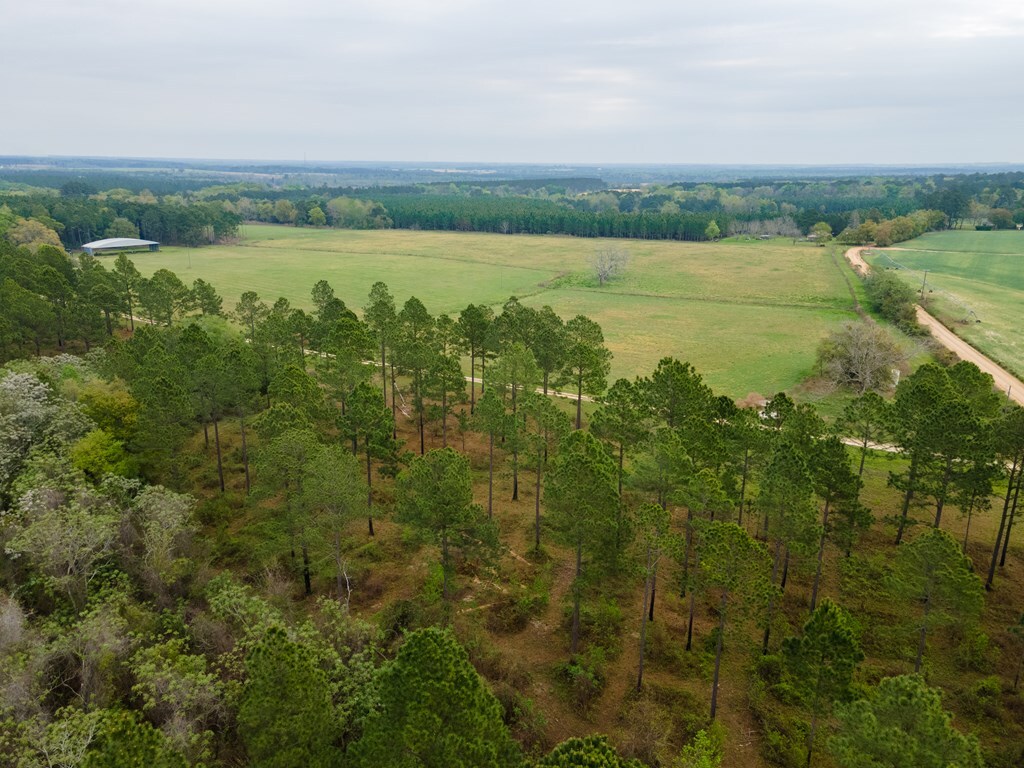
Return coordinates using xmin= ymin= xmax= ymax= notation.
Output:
xmin=81 ymin=238 xmax=160 ymax=255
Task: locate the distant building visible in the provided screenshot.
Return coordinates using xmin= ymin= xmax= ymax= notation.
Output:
xmin=80 ymin=237 xmax=160 ymax=256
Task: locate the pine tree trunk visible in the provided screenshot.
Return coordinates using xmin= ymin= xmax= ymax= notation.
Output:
xmin=488 ymin=431 xmax=494 ymax=519
xmin=710 ymin=592 xmax=728 ymax=720
xmin=469 ymin=348 xmax=476 ymax=413
xmin=686 ymin=552 xmax=700 ymax=651
xmin=570 ymin=540 xmax=583 ymax=655
xmin=302 ymin=543 xmax=312 ymax=596
xmin=534 ymin=453 xmax=542 ymax=552
xmin=762 ymin=539 xmax=783 ymax=654
xmin=986 ymin=457 xmax=1018 ymax=588
xmin=442 ymin=389 xmax=448 ymax=448
xmin=365 ymin=436 xmax=374 ymax=536
xmin=895 ymin=455 xmax=919 ymax=545
xmin=213 ymin=414 xmax=225 ymax=493
xmin=441 ymin=529 xmax=450 ymax=601
xmin=390 ymin=361 xmax=397 ymax=440
xmin=780 ymin=546 xmax=791 ymax=592
xmin=915 ymin=590 xmax=931 ymax=673
xmin=637 ymin=545 xmax=653 ymax=692
xmin=240 ymin=408 xmax=250 ymax=495
xmin=381 ymin=340 xmax=387 ymax=407
xmin=1000 ymin=474 xmax=1021 ymax=567
xmin=648 ymin=566 xmax=657 ymax=622
xmin=810 ymin=501 xmax=830 ymax=611
xmin=575 ymin=372 xmax=583 ymax=430
xmin=934 ymin=459 xmax=952 ymax=528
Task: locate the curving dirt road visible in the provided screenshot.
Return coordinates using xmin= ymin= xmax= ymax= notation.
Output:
xmin=844 ymin=246 xmax=1024 ymax=406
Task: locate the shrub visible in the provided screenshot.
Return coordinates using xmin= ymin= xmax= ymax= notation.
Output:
xmin=377 ymin=599 xmax=420 ymax=642
xmin=558 ymin=646 xmax=608 ymax=712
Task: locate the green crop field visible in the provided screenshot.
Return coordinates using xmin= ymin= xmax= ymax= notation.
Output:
xmin=128 ymin=225 xmax=858 ymax=396
xmin=865 ymin=231 xmax=1024 ymax=377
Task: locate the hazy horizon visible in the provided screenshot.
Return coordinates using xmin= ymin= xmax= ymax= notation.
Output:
xmin=4 ymin=1 xmax=1022 ymax=164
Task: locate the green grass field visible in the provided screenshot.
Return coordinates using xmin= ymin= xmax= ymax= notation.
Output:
xmin=129 ymin=225 xmax=859 ymax=396
xmin=864 ymin=231 xmax=1024 ymax=377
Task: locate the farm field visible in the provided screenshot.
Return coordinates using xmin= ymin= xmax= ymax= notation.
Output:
xmin=132 ymin=225 xmax=857 ymax=396
xmin=865 ymin=231 xmax=1024 ymax=378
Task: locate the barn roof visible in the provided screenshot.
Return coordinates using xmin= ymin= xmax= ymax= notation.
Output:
xmin=81 ymin=238 xmax=159 ymax=249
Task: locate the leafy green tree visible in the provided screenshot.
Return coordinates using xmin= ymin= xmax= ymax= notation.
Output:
xmin=234 ymin=290 xmax=270 ymax=343
xmin=704 ymin=220 xmax=721 ymax=241
xmin=349 ymin=627 xmax=521 ymax=768
xmin=138 ymin=269 xmax=189 ymax=326
xmin=254 ymin=428 xmax=321 ymax=594
xmin=396 ymin=448 xmax=496 ymax=600
xmin=6 ymin=480 xmax=120 ymax=612
xmin=130 ymin=637 xmax=224 ymax=763
xmin=592 ymin=377 xmax=651 ymax=498
xmin=81 ymin=709 xmax=187 ymax=768
xmin=308 ymin=205 xmax=327 ymax=226
xmin=894 ymin=528 xmax=984 ymax=672
xmin=317 ymin=317 xmax=373 ymax=425
xmin=530 ymin=305 xmax=566 ymax=395
xmin=557 ymin=315 xmax=612 ymax=430
xmin=546 ymin=430 xmax=619 ymax=655
xmin=301 ymin=444 xmax=368 ymax=605
xmin=675 ymin=728 xmax=723 ymax=768
xmin=238 ymin=626 xmax=340 ymax=768
xmin=810 ymin=221 xmax=833 ymax=244
xmin=538 ymin=735 xmax=643 ymax=767
xmin=70 ymin=428 xmax=136 ymax=480
xmin=273 ymin=199 xmax=298 ymax=224
xmin=490 ymin=295 xmax=537 ymax=353
xmin=829 ymin=675 xmax=984 ymax=768
xmin=690 ymin=521 xmax=775 ymax=719
xmin=639 ymin=357 xmax=717 ymax=465
xmin=189 ymin=278 xmax=222 ymax=316
xmin=782 ymin=599 xmax=863 ymax=766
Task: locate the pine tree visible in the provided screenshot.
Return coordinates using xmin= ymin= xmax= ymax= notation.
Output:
xmin=349 ymin=628 xmax=521 ymax=767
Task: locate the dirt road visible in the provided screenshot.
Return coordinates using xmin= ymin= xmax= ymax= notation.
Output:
xmin=844 ymin=246 xmax=1024 ymax=406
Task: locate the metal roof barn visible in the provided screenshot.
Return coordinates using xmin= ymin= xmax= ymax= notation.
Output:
xmin=80 ymin=238 xmax=160 ymax=255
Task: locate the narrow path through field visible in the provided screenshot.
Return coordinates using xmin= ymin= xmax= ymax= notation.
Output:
xmin=844 ymin=246 xmax=1024 ymax=406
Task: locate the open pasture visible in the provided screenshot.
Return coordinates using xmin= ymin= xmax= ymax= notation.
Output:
xmin=866 ymin=231 xmax=1024 ymax=377
xmin=135 ymin=225 xmax=858 ymax=396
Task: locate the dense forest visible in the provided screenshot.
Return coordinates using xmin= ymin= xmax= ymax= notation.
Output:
xmin=1 ymin=166 xmax=1022 ymax=250
xmin=1 ymin=208 xmax=1023 ymax=767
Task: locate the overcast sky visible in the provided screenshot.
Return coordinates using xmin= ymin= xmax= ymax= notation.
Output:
xmin=3 ymin=0 xmax=1022 ymax=164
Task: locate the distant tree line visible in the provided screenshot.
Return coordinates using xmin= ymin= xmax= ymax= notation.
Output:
xmin=0 ymin=192 xmax=240 ymax=249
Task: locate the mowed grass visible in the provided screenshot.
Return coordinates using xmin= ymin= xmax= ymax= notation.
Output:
xmin=865 ymin=231 xmax=1024 ymax=376
xmin=130 ymin=225 xmax=858 ymax=396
